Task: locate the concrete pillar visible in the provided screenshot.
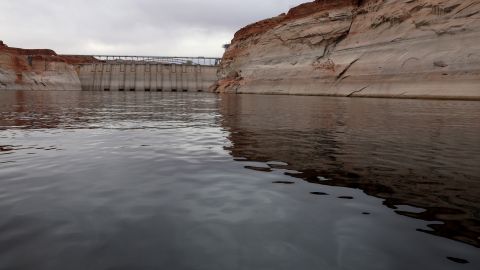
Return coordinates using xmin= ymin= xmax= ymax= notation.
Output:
xmin=145 ymin=64 xmax=153 ymax=91
xmin=149 ymin=64 xmax=158 ymax=91
xmin=135 ymin=64 xmax=146 ymax=91
xmin=156 ymin=64 xmax=163 ymax=91
xmin=93 ymin=63 xmax=104 ymax=91
xmin=109 ymin=64 xmax=122 ymax=91
xmin=119 ymin=64 xmax=126 ymax=91
xmin=152 ymin=64 xmax=159 ymax=91
xmin=180 ymin=65 xmax=187 ymax=91
xmin=161 ymin=64 xmax=170 ymax=91
xmin=200 ymin=66 xmax=217 ymax=91
xmin=101 ymin=63 xmax=112 ymax=91
xmin=185 ymin=65 xmax=196 ymax=91
xmin=171 ymin=64 xmax=178 ymax=91
xmin=90 ymin=64 xmax=97 ymax=91
xmin=125 ymin=64 xmax=136 ymax=91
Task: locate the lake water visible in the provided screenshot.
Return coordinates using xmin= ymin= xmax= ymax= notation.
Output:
xmin=0 ymin=91 xmax=479 ymax=270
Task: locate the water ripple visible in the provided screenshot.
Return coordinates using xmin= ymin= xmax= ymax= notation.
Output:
xmin=0 ymin=91 xmax=478 ymax=270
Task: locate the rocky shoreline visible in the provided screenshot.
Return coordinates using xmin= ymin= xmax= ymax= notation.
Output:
xmin=213 ymin=0 xmax=480 ymax=100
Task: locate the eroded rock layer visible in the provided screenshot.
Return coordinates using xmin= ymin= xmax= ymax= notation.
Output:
xmin=0 ymin=42 xmax=84 ymax=91
xmin=214 ymin=0 xmax=480 ymax=99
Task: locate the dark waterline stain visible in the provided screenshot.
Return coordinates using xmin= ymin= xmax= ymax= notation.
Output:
xmin=244 ymin=166 xmax=272 ymax=172
xmin=272 ymin=181 xmax=295 ymax=185
xmin=310 ymin=192 xmax=329 ymax=196
xmin=447 ymin=257 xmax=470 ymax=264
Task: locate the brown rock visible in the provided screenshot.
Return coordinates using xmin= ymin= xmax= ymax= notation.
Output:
xmin=0 ymin=42 xmax=82 ymax=90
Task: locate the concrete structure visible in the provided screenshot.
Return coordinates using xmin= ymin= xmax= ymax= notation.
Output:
xmin=73 ymin=56 xmax=220 ymax=92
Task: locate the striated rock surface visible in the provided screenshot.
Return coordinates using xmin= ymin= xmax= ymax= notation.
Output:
xmin=213 ymin=0 xmax=480 ymax=99
xmin=0 ymin=42 xmax=86 ymax=91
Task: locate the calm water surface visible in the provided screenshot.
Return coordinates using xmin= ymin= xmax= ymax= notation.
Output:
xmin=0 ymin=91 xmax=479 ymax=270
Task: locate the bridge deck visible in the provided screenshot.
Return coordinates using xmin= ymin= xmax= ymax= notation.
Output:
xmin=63 ymin=55 xmax=222 ymax=66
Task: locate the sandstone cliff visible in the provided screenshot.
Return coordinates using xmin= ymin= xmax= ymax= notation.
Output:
xmin=0 ymin=42 xmax=85 ymax=91
xmin=213 ymin=0 xmax=480 ymax=99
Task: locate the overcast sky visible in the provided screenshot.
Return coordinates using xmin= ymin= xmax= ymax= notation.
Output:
xmin=0 ymin=0 xmax=307 ymax=57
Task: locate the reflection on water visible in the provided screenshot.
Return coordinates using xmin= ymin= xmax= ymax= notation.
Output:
xmin=220 ymin=94 xmax=480 ymax=248
xmin=0 ymin=91 xmax=479 ymax=270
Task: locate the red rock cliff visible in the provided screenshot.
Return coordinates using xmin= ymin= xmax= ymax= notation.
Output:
xmin=214 ymin=0 xmax=480 ymax=99
xmin=0 ymin=42 xmax=97 ymax=90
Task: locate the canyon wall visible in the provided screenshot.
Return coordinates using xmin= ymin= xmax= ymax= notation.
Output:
xmin=0 ymin=42 xmax=83 ymax=91
xmin=213 ymin=0 xmax=480 ymax=99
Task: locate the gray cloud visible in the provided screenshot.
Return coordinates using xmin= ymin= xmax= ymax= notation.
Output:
xmin=0 ymin=0 xmax=306 ymax=56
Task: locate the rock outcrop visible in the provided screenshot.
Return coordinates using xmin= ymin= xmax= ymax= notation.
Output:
xmin=213 ymin=0 xmax=480 ymax=99
xmin=0 ymin=42 xmax=87 ymax=91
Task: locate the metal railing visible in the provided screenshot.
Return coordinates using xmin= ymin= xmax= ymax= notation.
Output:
xmin=64 ymin=55 xmax=222 ymax=66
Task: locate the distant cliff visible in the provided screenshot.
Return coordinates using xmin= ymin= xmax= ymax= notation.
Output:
xmin=0 ymin=41 xmax=96 ymax=91
xmin=213 ymin=0 xmax=480 ymax=99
